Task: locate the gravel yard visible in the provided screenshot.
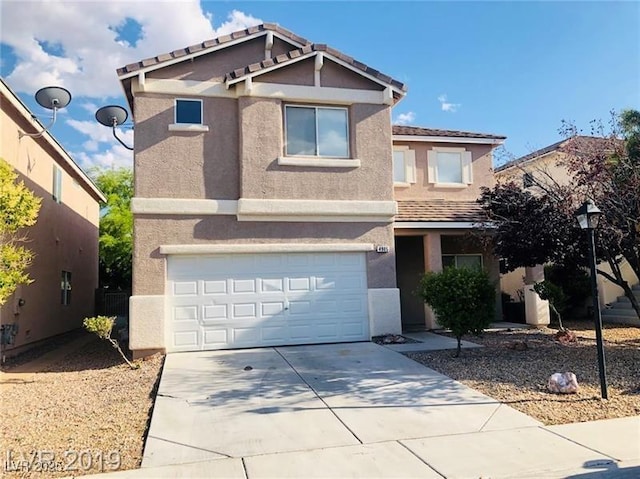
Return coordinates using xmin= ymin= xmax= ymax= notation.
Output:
xmin=407 ymin=321 xmax=640 ymax=425
xmin=0 ymin=337 xmax=164 ymax=478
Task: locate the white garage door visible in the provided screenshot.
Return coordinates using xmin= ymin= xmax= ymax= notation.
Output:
xmin=166 ymin=252 xmax=369 ymax=352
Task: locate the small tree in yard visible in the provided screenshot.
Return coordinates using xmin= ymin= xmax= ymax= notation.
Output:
xmin=0 ymin=158 xmax=41 ymax=306
xmin=419 ymin=267 xmax=496 ymax=357
xmin=533 ymin=280 xmax=567 ymax=331
xmin=83 ymin=316 xmax=138 ymax=369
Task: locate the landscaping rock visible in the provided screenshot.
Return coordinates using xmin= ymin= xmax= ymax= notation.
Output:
xmin=555 ymin=329 xmax=577 ymax=344
xmin=548 ymin=372 xmax=579 ymax=394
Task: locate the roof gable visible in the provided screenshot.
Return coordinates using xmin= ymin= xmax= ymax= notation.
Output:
xmin=117 ymin=23 xmax=308 ymax=79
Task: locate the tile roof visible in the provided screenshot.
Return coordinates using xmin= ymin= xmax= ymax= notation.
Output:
xmin=393 ymin=125 xmax=506 ymax=140
xmin=117 ymin=24 xmax=406 ymax=92
xmin=226 ymin=44 xmax=406 ymax=91
xmin=396 ymin=200 xmax=488 ymax=223
xmin=117 ymin=23 xmax=310 ymax=77
xmin=494 ymin=136 xmax=612 ymax=172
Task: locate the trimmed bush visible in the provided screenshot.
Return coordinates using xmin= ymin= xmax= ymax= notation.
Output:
xmin=419 ymin=267 xmax=495 ymax=357
xmin=83 ymin=316 xmax=138 ymax=369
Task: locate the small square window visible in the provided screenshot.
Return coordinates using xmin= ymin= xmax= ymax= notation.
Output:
xmin=393 ymin=148 xmax=416 ymax=184
xmin=427 ymin=148 xmax=473 ymax=186
xmin=175 ymin=99 xmax=203 ymax=125
xmin=61 ymin=271 xmax=71 ymax=305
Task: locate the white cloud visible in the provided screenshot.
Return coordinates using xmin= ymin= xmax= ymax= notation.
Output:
xmin=438 ymin=94 xmax=461 ymax=113
xmin=393 ymin=111 xmax=416 ymax=125
xmin=1 ymin=2 xmax=261 ymax=98
xmin=67 ymin=119 xmax=134 ymax=159
xmin=75 ymin=144 xmax=134 ymax=170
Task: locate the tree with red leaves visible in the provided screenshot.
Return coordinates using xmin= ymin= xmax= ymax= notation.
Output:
xmin=479 ymin=110 xmax=640 ymax=320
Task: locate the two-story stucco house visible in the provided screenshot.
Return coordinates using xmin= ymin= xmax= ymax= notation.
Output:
xmin=117 ymin=24 xmax=506 ymax=357
xmin=0 ymin=78 xmax=106 ymax=357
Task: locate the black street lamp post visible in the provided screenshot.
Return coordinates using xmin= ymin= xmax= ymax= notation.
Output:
xmin=575 ymin=200 xmax=608 ymax=400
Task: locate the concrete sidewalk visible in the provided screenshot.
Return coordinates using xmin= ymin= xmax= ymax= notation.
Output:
xmin=80 ymin=341 xmax=639 ymax=478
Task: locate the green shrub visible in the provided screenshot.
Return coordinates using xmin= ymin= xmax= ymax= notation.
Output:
xmin=544 ymin=264 xmax=591 ymax=312
xmin=83 ymin=316 xmax=138 ymax=369
xmin=419 ymin=267 xmax=495 ymax=357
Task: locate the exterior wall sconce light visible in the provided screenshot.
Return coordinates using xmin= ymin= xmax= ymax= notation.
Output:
xmin=95 ymin=105 xmax=133 ymax=151
xmin=575 ymin=199 xmax=608 ymax=399
xmin=19 ymin=86 xmax=72 ymax=139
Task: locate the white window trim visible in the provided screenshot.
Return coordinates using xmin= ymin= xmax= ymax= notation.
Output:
xmin=172 ymin=98 xmax=206 ymax=128
xmin=284 ymin=104 xmax=350 ymax=159
xmin=277 ymin=157 xmax=360 ymax=168
xmin=393 ymin=146 xmax=416 ymax=186
xmin=427 ymin=147 xmax=472 ymax=187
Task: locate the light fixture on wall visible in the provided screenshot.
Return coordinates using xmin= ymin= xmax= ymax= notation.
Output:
xmin=19 ymin=86 xmax=72 ymax=139
xmin=95 ymin=105 xmax=133 ymax=151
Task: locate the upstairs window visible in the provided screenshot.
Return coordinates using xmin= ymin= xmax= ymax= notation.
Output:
xmin=285 ymin=105 xmax=349 ymax=158
xmin=61 ymin=271 xmax=72 ymax=305
xmin=393 ymin=147 xmax=416 ymax=185
xmin=52 ymin=165 xmax=62 ymax=203
xmin=427 ymin=147 xmax=473 ymax=186
xmin=175 ymin=99 xmax=203 ymax=125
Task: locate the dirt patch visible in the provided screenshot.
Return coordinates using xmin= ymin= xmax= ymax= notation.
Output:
xmin=372 ymin=334 xmax=420 ymax=345
xmin=406 ymin=321 xmax=640 ymax=425
xmin=0 ymin=338 xmax=164 ymax=477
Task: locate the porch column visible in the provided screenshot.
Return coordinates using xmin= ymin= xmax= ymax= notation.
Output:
xmin=423 ymin=233 xmax=442 ymax=329
xmin=524 ymin=265 xmax=550 ymax=326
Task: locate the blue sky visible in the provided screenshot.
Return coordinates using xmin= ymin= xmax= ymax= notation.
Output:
xmin=1 ymin=1 xmax=638 ymax=170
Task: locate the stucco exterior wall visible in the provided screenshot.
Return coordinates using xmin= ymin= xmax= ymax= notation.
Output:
xmin=0 ymin=98 xmax=100 ymax=354
xmin=497 ymin=151 xmax=572 ymax=188
xmin=147 ymin=37 xmax=274 ymax=82
xmin=239 ymin=97 xmax=393 ymax=201
xmin=133 ymin=216 xmax=396 ymax=296
xmin=134 ymin=94 xmax=239 ymax=199
xmin=393 ymin=141 xmax=495 ymax=200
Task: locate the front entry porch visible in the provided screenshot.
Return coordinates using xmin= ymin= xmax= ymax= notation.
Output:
xmin=395 ymin=232 xmax=501 ymax=331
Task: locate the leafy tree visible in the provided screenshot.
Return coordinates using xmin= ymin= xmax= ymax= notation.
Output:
xmin=419 ymin=267 xmax=495 ymax=357
xmin=480 ymin=110 xmax=640 ymax=319
xmin=92 ymin=168 xmax=133 ymax=289
xmin=0 ymin=158 xmax=41 ymax=305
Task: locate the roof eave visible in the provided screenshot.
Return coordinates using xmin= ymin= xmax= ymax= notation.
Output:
xmin=393 ymin=134 xmax=505 ymax=145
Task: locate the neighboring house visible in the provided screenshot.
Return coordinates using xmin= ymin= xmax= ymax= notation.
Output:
xmin=496 ymin=138 xmax=639 ymax=322
xmin=117 ymin=24 xmax=504 ymax=357
xmin=0 ymin=78 xmax=106 ymax=357
xmin=391 ymin=126 xmax=506 ymax=329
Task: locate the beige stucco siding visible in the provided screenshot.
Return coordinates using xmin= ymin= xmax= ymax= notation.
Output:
xmin=320 ymin=59 xmax=385 ymax=90
xmin=0 ymin=99 xmax=100 ymax=353
xmin=134 ymin=94 xmax=239 ymax=199
xmin=147 ymin=37 xmax=272 ymax=82
xmin=239 ymin=97 xmax=393 ymax=200
xmin=133 ymin=216 xmax=396 ymax=295
xmin=257 ymin=57 xmax=315 ymax=86
xmin=393 ymin=141 xmax=494 ymax=201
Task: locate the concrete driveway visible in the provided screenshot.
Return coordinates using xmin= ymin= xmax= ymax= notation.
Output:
xmin=89 ymin=342 xmax=640 ymax=478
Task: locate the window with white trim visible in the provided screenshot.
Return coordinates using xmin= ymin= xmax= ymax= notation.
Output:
xmin=52 ymin=165 xmax=62 ymax=203
xmin=61 ymin=271 xmax=72 ymax=305
xmin=393 ymin=147 xmax=416 ymax=185
xmin=523 ymin=172 xmax=535 ymax=188
xmin=442 ymin=254 xmax=483 ymax=270
xmin=285 ymin=105 xmax=349 ymax=158
xmin=175 ymin=99 xmax=203 ymax=124
xmin=427 ymin=147 xmax=473 ymax=186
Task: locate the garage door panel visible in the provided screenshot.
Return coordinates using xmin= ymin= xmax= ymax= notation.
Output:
xmin=203 ymin=280 xmax=227 ymax=295
xmin=167 ymin=252 xmax=369 ymax=351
